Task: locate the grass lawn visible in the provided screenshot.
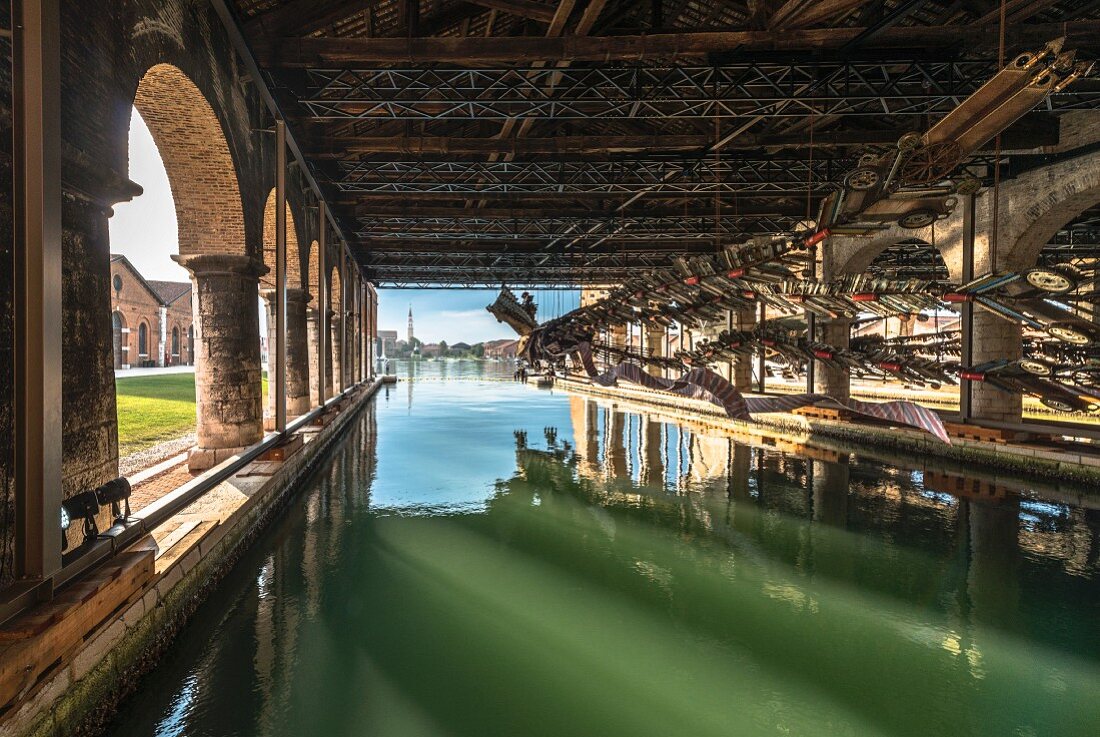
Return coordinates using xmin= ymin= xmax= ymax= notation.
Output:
xmin=116 ymin=372 xmax=269 ymax=457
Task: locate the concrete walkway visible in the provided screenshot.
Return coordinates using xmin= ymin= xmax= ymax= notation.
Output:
xmin=115 ymin=365 xmax=195 ymax=378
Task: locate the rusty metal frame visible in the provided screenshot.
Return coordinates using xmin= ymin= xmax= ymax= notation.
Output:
xmin=12 ymin=0 xmax=63 ymax=590
xmin=275 ymin=119 xmax=288 ymax=433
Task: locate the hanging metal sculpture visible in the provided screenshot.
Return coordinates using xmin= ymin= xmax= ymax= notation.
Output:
xmin=486 ymin=40 xmax=1100 ymax=432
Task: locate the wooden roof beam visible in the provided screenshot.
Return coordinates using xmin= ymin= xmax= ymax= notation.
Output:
xmin=467 ymin=0 xmax=557 ymax=22
xmin=255 ymin=21 xmax=1100 ymax=65
xmin=770 ymin=0 xmax=875 ymax=29
xmin=245 ymin=0 xmax=384 ymax=38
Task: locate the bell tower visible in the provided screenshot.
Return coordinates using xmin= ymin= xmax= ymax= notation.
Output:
xmin=407 ymin=304 xmax=414 ymax=344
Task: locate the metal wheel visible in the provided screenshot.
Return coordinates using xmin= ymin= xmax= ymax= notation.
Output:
xmin=844 ymin=167 xmax=880 ymax=191
xmin=1024 ymin=267 xmax=1077 ymax=295
xmin=1018 ymin=359 xmax=1052 ymax=376
xmin=1047 ymin=323 xmax=1092 ymax=345
xmin=900 ymin=140 xmax=962 ymax=185
xmin=1070 ymin=369 xmax=1100 ymax=389
xmin=898 ymin=209 xmax=937 ymax=229
xmin=897 ymin=131 xmax=923 ymax=151
xmin=955 ymin=176 xmax=981 ymax=196
xmin=1041 ymin=396 xmax=1080 ymax=413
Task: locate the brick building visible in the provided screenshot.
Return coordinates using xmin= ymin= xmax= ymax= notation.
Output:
xmin=109 ymin=254 xmax=193 ymax=369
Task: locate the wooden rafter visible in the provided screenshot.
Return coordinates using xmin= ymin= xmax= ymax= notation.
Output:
xmin=467 ymin=0 xmax=558 ymax=22
xmin=255 ymin=20 xmax=1100 ymax=65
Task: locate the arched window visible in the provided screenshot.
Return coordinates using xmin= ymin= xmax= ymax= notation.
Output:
xmin=188 ymin=325 xmax=194 ymax=365
xmin=172 ymin=326 xmax=180 ymax=359
xmin=138 ymin=322 xmax=148 ymax=356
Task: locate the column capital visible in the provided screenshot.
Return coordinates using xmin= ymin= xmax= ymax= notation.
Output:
xmin=173 ymin=253 xmax=267 ymax=278
xmin=260 ymin=287 xmax=312 ymax=304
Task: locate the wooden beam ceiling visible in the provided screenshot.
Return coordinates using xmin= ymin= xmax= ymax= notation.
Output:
xmin=255 ymin=20 xmax=1100 ymax=65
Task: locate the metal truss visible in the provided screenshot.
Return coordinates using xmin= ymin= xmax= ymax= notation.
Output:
xmin=353 ymin=214 xmax=799 ymax=240
xmin=302 ymin=61 xmax=1100 ymax=120
xmin=866 ymin=241 xmax=950 ymax=280
xmin=331 ymin=157 xmax=845 ymax=194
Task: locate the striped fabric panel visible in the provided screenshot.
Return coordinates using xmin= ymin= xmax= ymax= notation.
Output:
xmin=572 ymin=344 xmax=950 ymax=444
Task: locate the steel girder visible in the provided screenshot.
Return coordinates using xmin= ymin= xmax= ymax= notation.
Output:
xmin=301 ymin=61 xmax=1100 ymax=120
xmin=364 ymin=249 xmax=668 ymax=287
xmin=353 ymin=214 xmax=798 ymax=240
xmin=331 ymin=157 xmax=846 ymax=194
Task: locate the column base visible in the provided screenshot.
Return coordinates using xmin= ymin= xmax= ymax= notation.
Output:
xmin=188 ymin=444 xmax=250 ymax=472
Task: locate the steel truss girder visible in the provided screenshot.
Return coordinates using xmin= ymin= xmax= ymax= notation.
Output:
xmin=363 ymin=251 xmax=673 ymax=269
xmin=353 ymin=214 xmax=797 ymax=240
xmin=301 ymin=61 xmax=1100 ymax=120
xmin=331 ymin=157 xmax=845 ymax=194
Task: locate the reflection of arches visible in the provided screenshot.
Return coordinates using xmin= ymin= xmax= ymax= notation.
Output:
xmin=132 ymin=64 xmax=246 ymax=258
xmin=137 ymin=321 xmax=149 ymax=358
xmin=171 ymin=326 xmax=180 ymax=363
xmin=112 ymin=311 xmax=127 ymax=369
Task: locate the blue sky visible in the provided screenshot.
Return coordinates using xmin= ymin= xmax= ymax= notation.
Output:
xmin=377 ymin=289 xmax=580 ymax=345
xmin=108 ymin=107 xmax=577 ymax=344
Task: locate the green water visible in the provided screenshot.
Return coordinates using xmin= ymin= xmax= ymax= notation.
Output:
xmin=107 ymin=366 xmax=1100 ymax=737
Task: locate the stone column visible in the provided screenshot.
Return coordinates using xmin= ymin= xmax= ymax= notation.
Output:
xmin=331 ymin=314 xmax=344 ymax=394
xmin=63 ymin=195 xmax=123 ymax=495
xmin=730 ymin=307 xmax=755 ymax=391
xmin=176 ymin=254 xmax=265 ymax=471
xmin=814 ymin=318 xmax=851 ymax=402
xmin=306 ymin=306 xmax=320 ymax=407
xmin=261 ymin=287 xmax=311 ymax=422
xmin=646 ymin=326 xmax=666 ymax=377
xmin=286 ymin=289 xmax=311 ymax=415
xmin=971 ymin=310 xmax=1023 ymax=422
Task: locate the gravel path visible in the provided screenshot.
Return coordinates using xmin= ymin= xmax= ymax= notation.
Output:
xmin=119 ymin=433 xmax=196 ymax=477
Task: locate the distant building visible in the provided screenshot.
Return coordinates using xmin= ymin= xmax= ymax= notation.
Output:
xmin=377 ymin=329 xmax=398 ymax=357
xmin=109 ymin=254 xmax=194 ymax=369
xmin=407 ymin=305 xmax=414 ymax=344
xmin=484 ymin=338 xmax=519 ymax=359
xmin=420 ymin=342 xmax=442 ymax=357
xmin=450 ymin=342 xmax=472 ymax=353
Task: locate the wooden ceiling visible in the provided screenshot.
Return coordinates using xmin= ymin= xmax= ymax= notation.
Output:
xmin=232 ymin=0 xmax=1100 ymax=287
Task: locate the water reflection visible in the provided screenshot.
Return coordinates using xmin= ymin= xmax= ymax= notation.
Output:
xmin=108 ymin=379 xmax=1100 ymax=737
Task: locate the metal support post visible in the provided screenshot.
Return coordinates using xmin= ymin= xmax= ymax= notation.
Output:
xmin=959 ymin=194 xmax=975 ymax=421
xmin=274 ymin=119 xmax=287 ymax=432
xmin=13 ymin=0 xmax=63 ymax=584
xmin=317 ymin=203 xmax=328 ymax=406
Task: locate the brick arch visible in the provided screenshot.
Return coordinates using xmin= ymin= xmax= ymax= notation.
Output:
xmin=329 ymin=264 xmax=343 ymax=310
xmin=132 ymin=63 xmax=247 ymax=258
xmin=998 ymin=149 xmax=1100 ymax=271
xmin=828 ymin=222 xmax=960 ymax=281
xmin=307 ymin=240 xmax=320 ymax=304
xmin=260 ymin=188 xmax=303 ymax=292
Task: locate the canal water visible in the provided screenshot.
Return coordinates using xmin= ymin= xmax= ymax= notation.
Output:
xmin=108 ymin=362 xmax=1100 ymax=737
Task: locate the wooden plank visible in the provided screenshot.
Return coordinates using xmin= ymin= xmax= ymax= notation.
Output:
xmin=154 ymin=520 xmax=202 ymax=560
xmin=0 ymin=540 xmax=155 ymax=707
